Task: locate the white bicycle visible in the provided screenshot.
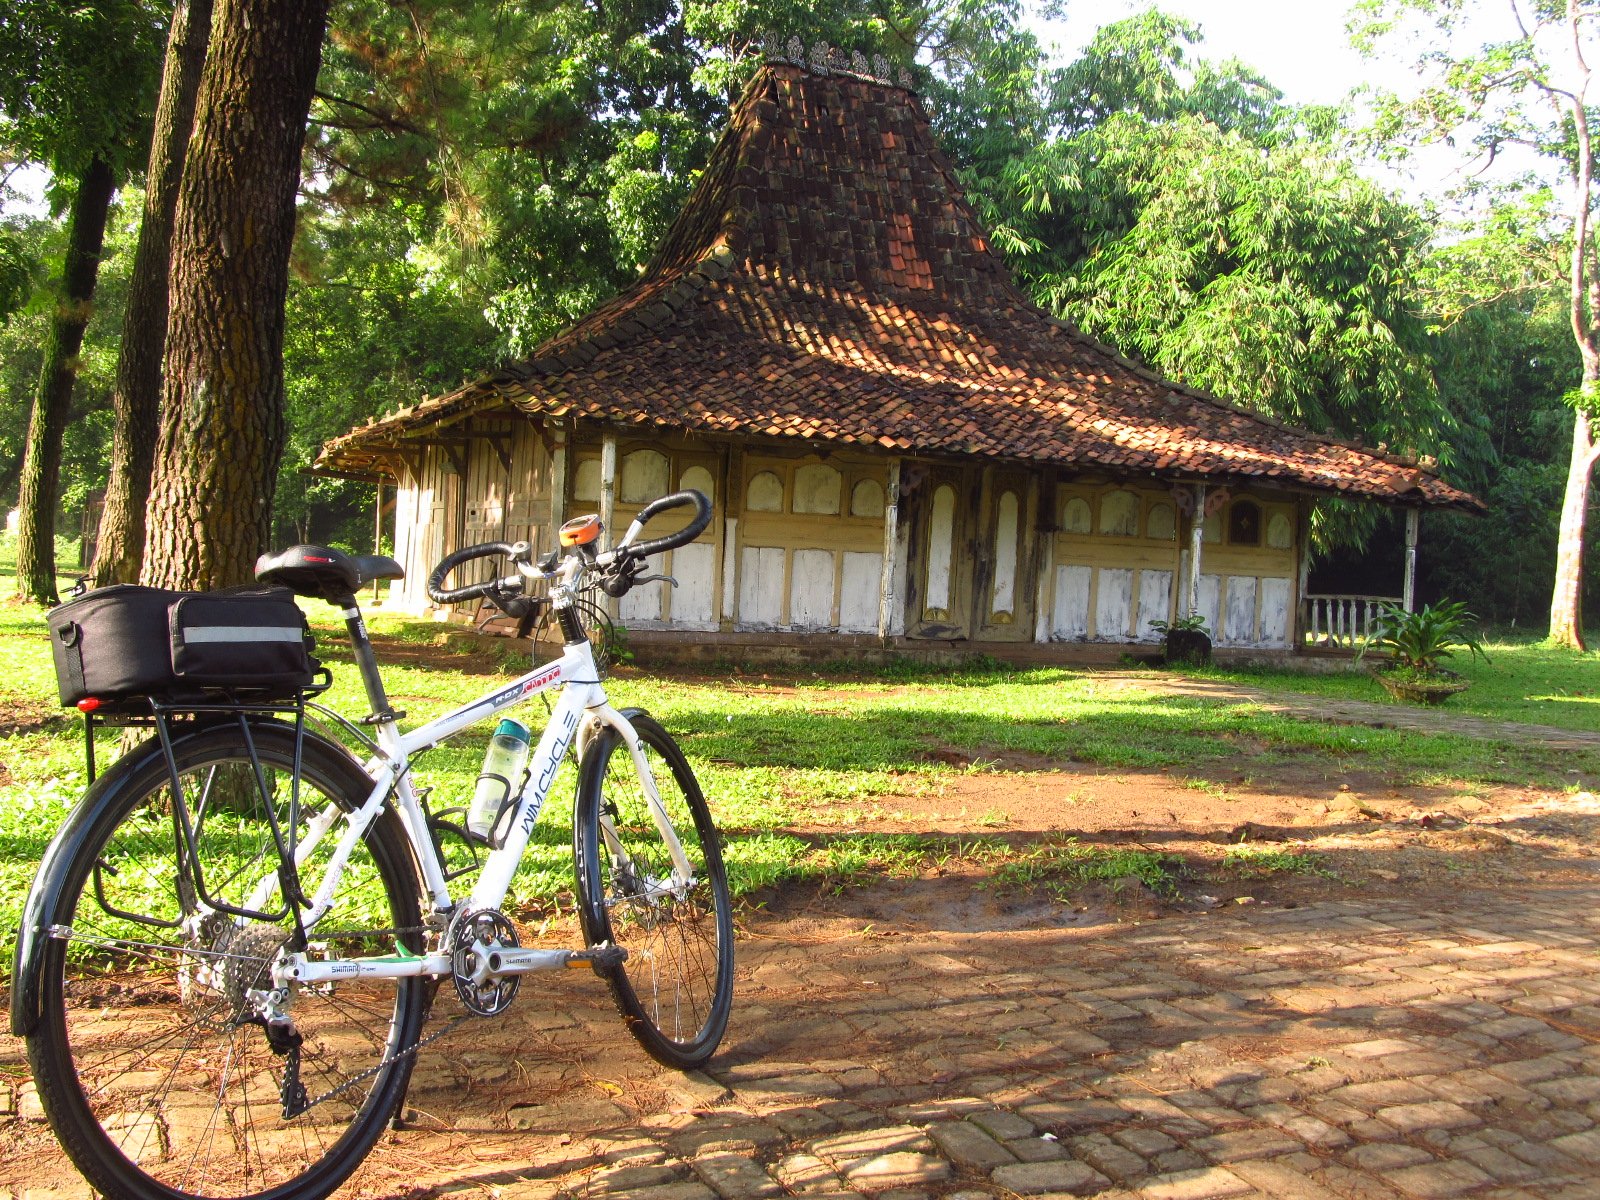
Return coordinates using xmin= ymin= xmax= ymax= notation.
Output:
xmin=12 ymin=489 xmax=733 ymax=1200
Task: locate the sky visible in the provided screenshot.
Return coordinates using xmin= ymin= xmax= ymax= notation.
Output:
xmin=1033 ymin=0 xmax=1375 ymax=107
xmin=0 ymin=2 xmax=1541 ymax=216
xmin=1031 ymin=0 xmax=1542 ymax=201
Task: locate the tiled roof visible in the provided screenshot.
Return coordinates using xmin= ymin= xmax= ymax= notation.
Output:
xmin=318 ymin=62 xmax=1483 ymax=514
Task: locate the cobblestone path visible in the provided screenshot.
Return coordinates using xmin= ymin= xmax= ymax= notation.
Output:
xmin=6 ymin=887 xmax=1599 ymax=1198
xmin=635 ymin=891 xmax=1600 ymax=1200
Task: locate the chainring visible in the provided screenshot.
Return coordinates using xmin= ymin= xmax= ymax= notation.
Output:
xmin=451 ymin=909 xmax=521 ymax=1017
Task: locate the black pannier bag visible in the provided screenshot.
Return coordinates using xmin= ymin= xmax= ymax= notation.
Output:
xmin=49 ymin=584 xmax=317 ymax=709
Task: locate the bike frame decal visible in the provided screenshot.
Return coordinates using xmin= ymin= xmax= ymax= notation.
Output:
xmin=279 ymin=636 xmax=642 ymax=980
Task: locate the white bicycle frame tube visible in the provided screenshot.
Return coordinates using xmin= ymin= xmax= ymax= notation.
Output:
xmin=279 ymin=631 xmax=694 ymax=987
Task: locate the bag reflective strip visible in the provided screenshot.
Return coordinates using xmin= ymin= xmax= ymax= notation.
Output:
xmin=182 ymin=626 xmax=304 ymax=643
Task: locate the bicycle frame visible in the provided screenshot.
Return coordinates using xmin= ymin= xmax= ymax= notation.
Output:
xmin=272 ymin=630 xmax=694 ymax=989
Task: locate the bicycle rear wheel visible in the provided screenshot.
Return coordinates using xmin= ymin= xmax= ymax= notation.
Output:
xmin=574 ymin=712 xmax=733 ymax=1069
xmin=22 ymin=721 xmax=426 ymax=1200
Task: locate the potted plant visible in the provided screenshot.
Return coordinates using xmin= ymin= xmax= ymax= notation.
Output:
xmin=1150 ymin=613 xmax=1212 ymax=666
xmin=1359 ymin=599 xmax=1486 ymax=704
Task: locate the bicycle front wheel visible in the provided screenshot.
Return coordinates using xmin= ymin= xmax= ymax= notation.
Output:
xmin=23 ymin=721 xmax=427 ymax=1200
xmin=574 ymin=712 xmax=733 ymax=1069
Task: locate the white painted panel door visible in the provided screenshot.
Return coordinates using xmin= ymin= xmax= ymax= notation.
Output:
xmin=620 ymin=576 xmax=663 ymax=623
xmin=1259 ymin=577 xmax=1292 ymax=647
xmin=1136 ymin=570 xmax=1172 ymax=643
xmin=393 ymin=483 xmax=420 ymax=607
xmin=738 ymin=546 xmax=785 ymax=629
xmin=790 ymin=549 xmax=835 ymax=630
xmin=1095 ymin=568 xmax=1134 ymax=640
xmin=925 ymin=485 xmax=956 ymax=615
xmin=1052 ymin=565 xmax=1091 ymax=640
xmin=671 ymin=542 xmax=717 ymax=629
xmin=839 ymin=551 xmax=882 ymax=633
xmin=1225 ymin=575 xmax=1258 ymax=644
xmin=1197 ymin=574 xmax=1222 ymax=640
xmin=991 ymin=490 xmax=1019 ymax=617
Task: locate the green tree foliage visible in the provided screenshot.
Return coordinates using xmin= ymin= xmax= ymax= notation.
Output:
xmin=950 ymin=14 xmax=1450 ymax=552
xmin=0 ymin=0 xmax=163 ymax=177
xmin=1039 ymin=115 xmax=1443 ymax=454
xmin=0 ymin=0 xmax=163 ymax=600
xmin=1412 ymin=211 xmax=1592 ymax=626
xmin=277 ymin=202 xmax=500 ymax=547
xmin=0 ymin=223 xmax=35 ymax=322
xmin=0 ymin=202 xmax=132 ymax=527
xmin=309 ymin=0 xmax=726 ymax=357
xmin=1351 ymin=0 xmax=1600 ymax=646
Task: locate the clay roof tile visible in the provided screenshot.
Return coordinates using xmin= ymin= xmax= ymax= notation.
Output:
xmin=316 ymin=62 xmax=1482 ymax=514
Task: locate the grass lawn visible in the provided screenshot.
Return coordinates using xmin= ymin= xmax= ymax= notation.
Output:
xmin=2 ymin=577 xmax=1597 ymax=942
xmin=1193 ymin=634 xmax=1600 ymax=732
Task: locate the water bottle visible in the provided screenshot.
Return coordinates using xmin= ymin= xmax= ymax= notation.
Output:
xmin=468 ymin=718 xmax=531 ymax=841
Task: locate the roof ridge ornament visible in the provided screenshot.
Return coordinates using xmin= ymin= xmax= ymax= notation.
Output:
xmin=761 ymin=35 xmax=914 ymax=90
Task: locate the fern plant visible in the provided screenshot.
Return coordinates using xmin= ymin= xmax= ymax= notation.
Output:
xmin=1361 ymin=600 xmax=1486 ymax=676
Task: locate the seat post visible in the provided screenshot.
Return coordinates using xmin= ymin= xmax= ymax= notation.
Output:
xmin=335 ymin=594 xmax=399 ymax=723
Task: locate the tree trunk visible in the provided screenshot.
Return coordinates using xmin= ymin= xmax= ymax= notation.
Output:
xmin=89 ymin=0 xmax=215 ymax=588
xmin=1548 ymin=402 xmax=1599 ymax=649
xmin=141 ymin=0 xmax=330 ymax=592
xmin=1550 ymin=9 xmax=1598 ymax=651
xmin=14 ymin=157 xmax=118 ymax=606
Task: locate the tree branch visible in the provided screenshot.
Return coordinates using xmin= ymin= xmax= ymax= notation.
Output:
xmin=303 ymin=148 xmax=429 ymax=200
xmin=1565 ymin=0 xmax=1598 ymax=368
xmin=313 ymin=89 xmax=429 ymax=138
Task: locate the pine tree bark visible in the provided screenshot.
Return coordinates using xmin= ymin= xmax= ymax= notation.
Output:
xmin=14 ymin=156 xmax=117 ymax=605
xmin=89 ymin=0 xmax=214 ymax=588
xmin=141 ymin=0 xmax=329 ymax=591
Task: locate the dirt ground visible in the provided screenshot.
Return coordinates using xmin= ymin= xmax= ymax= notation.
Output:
xmin=6 ymin=655 xmax=1600 ymax=1197
xmin=747 ymin=741 xmax=1600 ymax=934
xmin=6 ymin=730 xmax=1599 ymax=1197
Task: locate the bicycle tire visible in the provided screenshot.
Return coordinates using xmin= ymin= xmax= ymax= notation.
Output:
xmin=574 ymin=712 xmax=733 ymax=1069
xmin=23 ymin=721 xmax=427 ymax=1200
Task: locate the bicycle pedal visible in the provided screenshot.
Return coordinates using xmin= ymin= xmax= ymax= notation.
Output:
xmin=568 ymin=944 xmax=628 ymax=969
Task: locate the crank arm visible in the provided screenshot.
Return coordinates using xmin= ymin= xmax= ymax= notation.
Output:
xmin=485 ymin=945 xmax=629 ymax=976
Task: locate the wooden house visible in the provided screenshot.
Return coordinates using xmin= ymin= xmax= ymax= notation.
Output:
xmin=314 ymin=51 xmax=1482 ymax=661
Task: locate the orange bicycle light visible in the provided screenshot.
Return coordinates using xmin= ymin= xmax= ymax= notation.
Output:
xmin=559 ymin=514 xmax=603 ymax=547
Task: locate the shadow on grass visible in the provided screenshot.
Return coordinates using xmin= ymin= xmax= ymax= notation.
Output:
xmin=669 ymin=701 xmax=1598 ymax=789
xmin=717 ymin=799 xmax=1600 ymax=916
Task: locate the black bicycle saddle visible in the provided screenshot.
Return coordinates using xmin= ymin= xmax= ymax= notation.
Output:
xmin=255 ymin=545 xmax=405 ymax=603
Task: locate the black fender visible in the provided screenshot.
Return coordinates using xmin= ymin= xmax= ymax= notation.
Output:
xmin=10 ymin=770 xmax=111 ymax=1037
xmin=9 ymin=730 xmax=176 ymax=1038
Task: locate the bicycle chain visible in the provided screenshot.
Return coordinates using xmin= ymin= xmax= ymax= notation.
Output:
xmin=292 ymin=1008 xmax=470 ymax=1115
xmin=281 ymin=923 xmax=473 ymax=1117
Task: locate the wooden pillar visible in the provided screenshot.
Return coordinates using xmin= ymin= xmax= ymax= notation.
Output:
xmin=720 ymin=444 xmax=742 ymax=632
xmin=371 ymin=480 xmax=384 ymax=601
xmin=599 ymin=431 xmax=618 ymax=533
xmin=1185 ymin=483 xmax=1207 ymax=616
xmin=548 ymin=423 xmax=569 ymax=548
xmin=1403 ymin=507 xmax=1420 ymax=612
xmin=878 ymin=458 xmax=901 ymax=640
xmin=1026 ymin=473 xmax=1051 ymax=644
xmin=1294 ymin=499 xmax=1312 ymax=647
xmin=599 ymin=431 xmax=618 ymax=615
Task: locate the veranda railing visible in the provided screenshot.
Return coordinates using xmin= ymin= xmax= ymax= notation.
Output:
xmin=1302 ymin=594 xmax=1402 ymax=650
